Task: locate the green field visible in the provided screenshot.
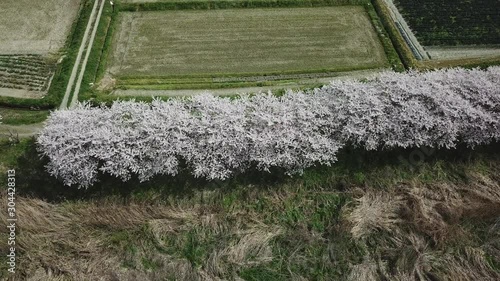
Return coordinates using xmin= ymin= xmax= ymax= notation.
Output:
xmin=394 ymin=0 xmax=500 ymax=46
xmin=108 ymin=7 xmax=388 ymax=79
xmin=0 ymin=107 xmax=49 ymax=125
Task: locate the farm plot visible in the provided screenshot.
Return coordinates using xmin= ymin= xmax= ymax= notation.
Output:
xmin=0 ymin=55 xmax=54 ymax=93
xmin=0 ymin=54 xmax=56 ymax=99
xmin=393 ymin=0 xmax=500 ymax=46
xmin=107 ymin=7 xmax=388 ymax=82
xmin=0 ymin=0 xmax=82 ymax=54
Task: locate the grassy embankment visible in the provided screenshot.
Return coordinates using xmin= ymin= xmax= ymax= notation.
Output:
xmin=0 ymin=108 xmax=49 ymax=125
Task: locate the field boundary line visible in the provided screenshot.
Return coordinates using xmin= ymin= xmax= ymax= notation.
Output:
xmin=381 ymin=0 xmax=428 ymax=60
xmin=60 ymin=0 xmax=100 ymax=110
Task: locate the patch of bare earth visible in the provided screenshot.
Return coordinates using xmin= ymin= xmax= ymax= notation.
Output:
xmin=0 ymin=88 xmax=45 ymax=99
xmin=108 ymin=7 xmax=387 ymax=77
xmin=0 ymin=0 xmax=81 ymax=99
xmin=97 ymin=74 xmax=117 ymax=91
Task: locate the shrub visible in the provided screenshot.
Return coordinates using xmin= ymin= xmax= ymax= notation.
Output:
xmin=37 ymin=67 xmax=500 ymax=188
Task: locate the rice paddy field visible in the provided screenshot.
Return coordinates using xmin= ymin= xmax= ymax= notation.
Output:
xmin=107 ymin=7 xmax=388 ymax=80
xmin=0 ymin=0 xmax=81 ymax=55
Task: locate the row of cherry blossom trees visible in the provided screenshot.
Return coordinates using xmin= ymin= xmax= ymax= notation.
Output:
xmin=37 ymin=67 xmax=500 ymax=188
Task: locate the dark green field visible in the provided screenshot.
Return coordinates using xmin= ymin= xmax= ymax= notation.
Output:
xmin=395 ymin=0 xmax=500 ymax=45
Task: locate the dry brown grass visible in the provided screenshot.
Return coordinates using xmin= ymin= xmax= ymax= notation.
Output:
xmin=345 ymin=169 xmax=500 ymax=281
xmin=224 ymin=227 xmax=281 ymax=266
xmin=346 ymin=191 xmax=404 ymax=239
xmin=347 ymin=256 xmax=379 ymax=281
xmin=146 ymin=216 xmax=281 ymax=280
xmin=0 ymin=196 xmax=168 ymax=280
xmin=1 ymin=158 xmax=499 ymax=280
xmin=433 ymin=246 xmax=499 ymax=281
xmin=0 ymin=191 xmax=282 ymax=280
xmin=407 ymin=173 xmax=500 ymax=243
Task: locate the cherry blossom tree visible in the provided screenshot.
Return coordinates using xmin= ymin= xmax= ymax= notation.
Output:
xmin=37 ymin=67 xmax=500 ymax=188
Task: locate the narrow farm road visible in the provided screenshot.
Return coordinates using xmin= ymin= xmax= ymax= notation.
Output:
xmin=0 ymin=123 xmax=44 ymax=138
xmin=70 ymin=0 xmax=106 ymax=108
xmin=60 ymin=0 xmax=104 ymax=109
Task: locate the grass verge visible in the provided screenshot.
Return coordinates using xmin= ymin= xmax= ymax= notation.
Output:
xmin=371 ymin=0 xmax=418 ymax=69
xmin=420 ymin=56 xmax=500 ymax=70
xmin=0 ymin=107 xmax=49 ymax=125
xmin=364 ymin=2 xmax=404 ymax=72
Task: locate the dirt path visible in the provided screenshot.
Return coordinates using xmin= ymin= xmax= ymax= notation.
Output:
xmin=0 ymin=123 xmax=44 ymax=137
xmin=60 ymin=0 xmax=104 ymax=109
xmin=70 ymin=0 xmax=106 ymax=108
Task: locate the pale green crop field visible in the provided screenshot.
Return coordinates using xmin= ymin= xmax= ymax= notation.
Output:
xmin=108 ymin=6 xmax=388 ymax=78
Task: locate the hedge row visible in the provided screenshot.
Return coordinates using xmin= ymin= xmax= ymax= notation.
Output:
xmin=37 ymin=67 xmax=500 ymax=188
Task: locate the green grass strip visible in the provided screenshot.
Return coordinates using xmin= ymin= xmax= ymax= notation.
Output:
xmin=364 ymin=2 xmax=404 ymax=72
xmin=370 ymin=0 xmax=417 ymax=69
